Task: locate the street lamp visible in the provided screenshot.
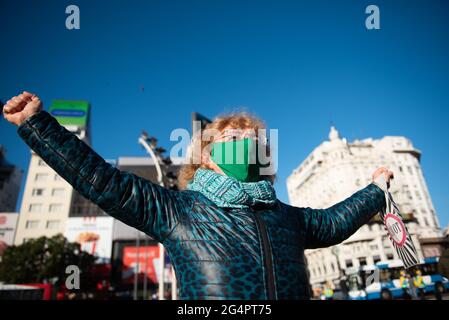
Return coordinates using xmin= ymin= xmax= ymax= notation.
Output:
xmin=331 ymin=245 xmax=343 ymax=278
xmin=331 ymin=245 xmax=349 ymax=299
xmin=138 ymin=132 xmax=177 ymax=300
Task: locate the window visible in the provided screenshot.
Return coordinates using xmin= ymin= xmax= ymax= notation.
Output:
xmin=32 ymin=188 xmax=45 ymax=196
xmin=359 ymin=258 xmax=367 ymax=266
xmin=52 ymin=188 xmax=65 ymax=197
xmin=387 ymin=253 xmax=394 ymax=260
xmin=345 ymin=259 xmax=353 ymax=268
xmin=406 ymin=191 xmax=412 ymax=200
xmin=38 ymin=159 xmax=47 ymax=166
xmin=25 ymin=220 xmax=39 ymax=229
xmin=49 ymin=204 xmax=63 ymax=213
xmin=46 ymin=220 xmax=60 ymax=229
xmin=29 ymin=204 xmax=42 ymax=213
xmin=35 ymin=173 xmax=48 ymax=182
xmin=373 ymin=255 xmax=381 ymax=264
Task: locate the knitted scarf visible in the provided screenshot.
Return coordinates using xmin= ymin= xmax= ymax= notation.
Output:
xmin=187 ymin=168 xmax=277 ymax=208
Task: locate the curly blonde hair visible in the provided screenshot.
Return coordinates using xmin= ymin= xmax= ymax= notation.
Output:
xmin=178 ymin=111 xmax=275 ymax=189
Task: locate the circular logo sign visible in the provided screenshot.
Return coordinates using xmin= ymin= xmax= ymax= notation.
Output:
xmin=384 ymin=213 xmax=407 ymax=247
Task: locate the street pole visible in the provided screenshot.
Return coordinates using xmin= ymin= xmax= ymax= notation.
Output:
xmin=331 ymin=246 xmax=343 ymax=279
xmin=133 ymin=230 xmax=140 ymax=300
xmin=171 ymin=265 xmax=177 ymax=299
xmin=143 ymin=237 xmax=148 ymax=300
xmin=159 ymin=243 xmax=165 ymax=300
xmin=138 ymin=135 xmax=168 ymax=300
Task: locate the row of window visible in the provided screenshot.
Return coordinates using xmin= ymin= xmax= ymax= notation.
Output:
xmin=34 ymin=173 xmax=63 ymax=182
xmin=309 ymin=253 xmax=395 ymax=278
xmin=421 ymin=216 xmax=438 ymax=228
xmin=28 ymin=203 xmax=64 ymax=213
xmin=344 ymin=255 xmax=385 ymax=268
xmin=310 ymin=265 xmax=332 ymax=278
xmin=25 ymin=219 xmax=60 ymax=230
xmin=32 ymin=187 xmax=65 ymax=197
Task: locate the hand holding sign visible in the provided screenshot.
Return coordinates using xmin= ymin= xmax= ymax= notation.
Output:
xmin=372 ymin=167 xmax=394 ymax=191
xmin=371 ymin=167 xmax=419 ymax=268
xmin=380 ymin=190 xmax=420 ymax=268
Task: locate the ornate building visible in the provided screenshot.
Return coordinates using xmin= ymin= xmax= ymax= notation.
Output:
xmin=287 ymin=127 xmax=442 ymax=285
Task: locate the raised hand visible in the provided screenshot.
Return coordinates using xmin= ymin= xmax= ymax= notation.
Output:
xmin=2 ymin=91 xmax=43 ymax=126
xmin=372 ymin=167 xmax=394 ymax=191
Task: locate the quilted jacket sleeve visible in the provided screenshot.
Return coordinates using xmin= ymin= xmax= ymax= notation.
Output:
xmin=302 ymin=183 xmax=386 ymax=249
xmin=17 ymin=111 xmax=182 ymax=243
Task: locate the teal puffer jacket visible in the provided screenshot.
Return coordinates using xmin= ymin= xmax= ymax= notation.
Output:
xmin=18 ymin=111 xmax=386 ymax=299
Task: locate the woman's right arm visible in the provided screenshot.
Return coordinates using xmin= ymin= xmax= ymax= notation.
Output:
xmin=3 ymin=92 xmax=182 ymax=243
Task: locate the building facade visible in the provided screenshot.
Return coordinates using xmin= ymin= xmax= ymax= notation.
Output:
xmin=0 ymin=146 xmax=23 ymax=212
xmin=286 ymin=127 xmax=442 ymax=286
xmin=14 ymin=100 xmax=91 ymax=245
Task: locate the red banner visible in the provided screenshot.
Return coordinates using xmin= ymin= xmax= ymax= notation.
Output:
xmin=122 ymin=246 xmax=160 ymax=284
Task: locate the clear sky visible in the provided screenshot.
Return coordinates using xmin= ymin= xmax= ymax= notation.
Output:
xmin=1 ymin=0 xmax=448 ymax=227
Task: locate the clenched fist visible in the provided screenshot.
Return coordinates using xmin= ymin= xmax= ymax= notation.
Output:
xmin=2 ymin=91 xmax=43 ymax=126
xmin=372 ymin=167 xmax=394 ymax=192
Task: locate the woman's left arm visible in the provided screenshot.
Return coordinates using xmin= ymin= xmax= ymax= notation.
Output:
xmin=302 ymin=168 xmax=393 ymax=249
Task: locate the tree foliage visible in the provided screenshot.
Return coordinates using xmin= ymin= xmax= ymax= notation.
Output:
xmin=0 ymin=234 xmax=96 ymax=286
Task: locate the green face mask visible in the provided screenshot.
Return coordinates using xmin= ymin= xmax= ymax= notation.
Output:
xmin=210 ymin=138 xmax=263 ymax=182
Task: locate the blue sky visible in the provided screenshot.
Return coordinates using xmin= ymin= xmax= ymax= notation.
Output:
xmin=1 ymin=0 xmax=448 ymax=227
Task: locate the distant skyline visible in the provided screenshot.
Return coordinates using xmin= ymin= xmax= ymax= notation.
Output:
xmin=1 ymin=0 xmax=448 ymax=227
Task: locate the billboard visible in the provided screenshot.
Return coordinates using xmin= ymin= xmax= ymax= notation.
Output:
xmin=65 ymin=216 xmax=114 ymax=263
xmin=121 ymin=245 xmax=173 ymax=284
xmin=0 ymin=213 xmax=18 ymax=247
xmin=48 ymin=100 xmax=89 ymax=127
